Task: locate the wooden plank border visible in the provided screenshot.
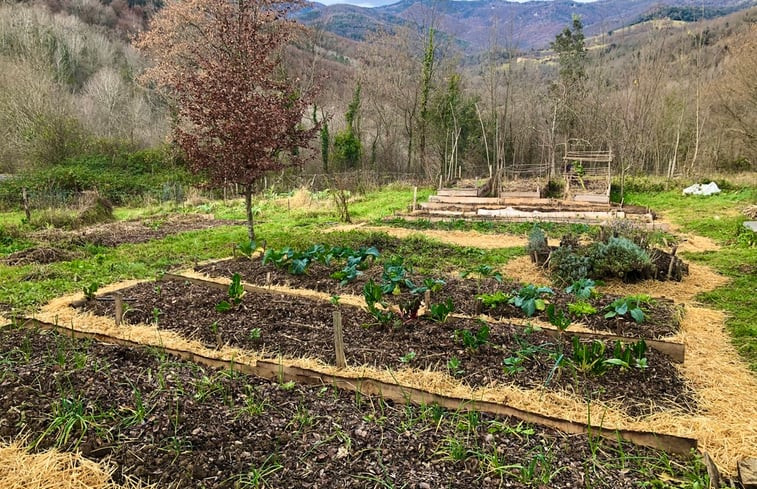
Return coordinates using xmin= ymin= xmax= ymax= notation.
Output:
xmin=15 ymin=318 xmax=697 ymax=456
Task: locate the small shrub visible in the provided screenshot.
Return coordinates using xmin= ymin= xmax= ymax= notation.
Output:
xmin=549 ymin=246 xmax=592 ymax=286
xmin=589 ymin=237 xmax=653 ymax=281
xmin=526 ymin=224 xmax=549 ymax=256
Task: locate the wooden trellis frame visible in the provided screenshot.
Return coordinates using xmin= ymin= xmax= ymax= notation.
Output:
xmin=562 ymin=149 xmax=613 ymax=204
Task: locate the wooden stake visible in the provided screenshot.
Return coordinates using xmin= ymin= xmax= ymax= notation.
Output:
xmin=266 ymin=272 xmax=271 ymax=288
xmin=114 ymin=293 xmax=123 ymax=326
xmin=22 ymin=187 xmax=30 ymax=222
xmin=333 ymin=309 xmax=346 ymax=368
xmin=412 ymin=186 xmax=418 ymax=212
xmin=667 ymin=245 xmax=679 ymax=281
xmin=424 ymin=290 xmax=431 ymax=309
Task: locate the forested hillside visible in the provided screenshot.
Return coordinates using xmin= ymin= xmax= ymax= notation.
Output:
xmin=0 ymin=0 xmax=754 ymax=194
xmin=0 ymin=2 xmax=167 ymax=173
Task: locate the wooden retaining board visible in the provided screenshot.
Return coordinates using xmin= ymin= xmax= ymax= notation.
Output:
xmin=158 ymin=272 xmax=685 ymax=363
xmin=436 ymin=188 xmax=480 ymax=197
xmin=16 ymin=317 xmax=698 ymax=457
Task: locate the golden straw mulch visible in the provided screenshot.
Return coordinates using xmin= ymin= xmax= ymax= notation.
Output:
xmin=0 ymin=439 xmax=150 ymax=489
xmin=32 ymin=260 xmax=755 ymax=475
xmin=326 ymin=223 xmax=528 ymax=249
xmin=502 ymin=256 xmax=551 ymax=285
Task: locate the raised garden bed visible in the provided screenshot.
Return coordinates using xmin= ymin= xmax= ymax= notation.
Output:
xmin=77 ymin=278 xmax=695 ymax=417
xmin=0 ymin=326 xmax=708 ymax=488
xmin=196 ymin=257 xmax=682 ymax=339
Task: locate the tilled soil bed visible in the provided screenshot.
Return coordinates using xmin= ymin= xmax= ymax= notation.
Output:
xmin=32 ymin=213 xmax=245 ymax=249
xmin=196 ymin=258 xmax=681 ymax=338
xmin=79 ymin=279 xmax=695 ymax=417
xmin=0 ymin=327 xmax=706 ymax=489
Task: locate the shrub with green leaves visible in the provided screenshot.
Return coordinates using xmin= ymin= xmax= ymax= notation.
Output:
xmin=526 ymin=224 xmax=549 ymax=256
xmin=549 ymin=246 xmax=592 ymax=286
xmin=589 ymin=237 xmax=653 ymax=281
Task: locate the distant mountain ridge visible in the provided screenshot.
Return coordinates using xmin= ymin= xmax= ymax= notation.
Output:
xmin=299 ymin=0 xmax=756 ymax=51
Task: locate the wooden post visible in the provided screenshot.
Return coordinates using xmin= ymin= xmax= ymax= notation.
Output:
xmin=424 ymin=290 xmax=431 ymax=309
xmin=333 ymin=309 xmax=346 ymax=368
xmin=114 ymin=293 xmax=123 ymax=326
xmin=266 ymin=272 xmax=271 ymax=288
xmin=22 ymin=187 xmax=30 ymax=222
xmin=667 ymin=245 xmax=679 ymax=281
xmin=412 ymin=186 xmax=418 ymax=212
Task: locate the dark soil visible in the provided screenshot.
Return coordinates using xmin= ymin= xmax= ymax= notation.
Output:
xmin=0 ymin=327 xmax=706 ymax=489
xmin=1 ymin=247 xmax=83 ymax=266
xmin=32 ymin=213 xmax=245 ymax=249
xmin=196 ymin=258 xmax=682 ymax=338
xmin=79 ymin=279 xmax=696 ymax=417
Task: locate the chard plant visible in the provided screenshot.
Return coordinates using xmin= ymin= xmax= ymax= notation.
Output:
xmin=429 ymin=299 xmax=455 ymax=323
xmin=564 ymin=278 xmax=599 ymax=299
xmin=455 ymin=321 xmax=490 ymax=350
xmin=603 ymin=294 xmax=651 ymax=323
xmin=447 ymin=356 xmax=464 ymax=377
xmin=606 ymin=339 xmax=648 ymax=369
xmin=461 ymin=264 xmax=504 ymax=297
xmin=216 ymin=273 xmax=246 ymax=312
xmin=570 ymin=337 xmax=607 ymax=375
xmin=363 ymin=280 xmax=397 ymax=325
xmin=509 ymin=284 xmax=554 ymax=317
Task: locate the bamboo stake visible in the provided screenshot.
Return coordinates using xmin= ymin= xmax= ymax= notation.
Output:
xmin=333 ymin=309 xmax=346 ymax=368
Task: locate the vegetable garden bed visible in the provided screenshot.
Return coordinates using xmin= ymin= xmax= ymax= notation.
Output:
xmin=77 ymin=277 xmax=695 ymax=417
xmin=196 ymin=255 xmax=683 ymax=340
xmin=0 ymin=326 xmax=708 ymax=489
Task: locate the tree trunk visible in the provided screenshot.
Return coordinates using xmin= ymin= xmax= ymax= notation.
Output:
xmin=244 ymin=184 xmax=255 ymax=241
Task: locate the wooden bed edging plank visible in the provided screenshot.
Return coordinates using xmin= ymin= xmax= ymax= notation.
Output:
xmin=17 ymin=317 xmax=697 ymax=457
xmin=159 ymin=272 xmax=685 ymax=363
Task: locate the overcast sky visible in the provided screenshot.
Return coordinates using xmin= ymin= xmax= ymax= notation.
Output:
xmin=317 ymin=0 xmax=598 ymax=8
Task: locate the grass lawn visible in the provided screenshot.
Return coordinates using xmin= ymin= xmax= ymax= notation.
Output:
xmin=624 ymin=186 xmax=757 ymax=371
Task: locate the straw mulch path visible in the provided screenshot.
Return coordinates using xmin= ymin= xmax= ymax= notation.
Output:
xmin=326 ymin=223 xmax=528 ymax=249
xmin=0 ymin=440 xmax=149 ymax=489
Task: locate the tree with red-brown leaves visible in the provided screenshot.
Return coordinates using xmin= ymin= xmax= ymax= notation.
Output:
xmin=137 ymin=0 xmax=318 ymax=240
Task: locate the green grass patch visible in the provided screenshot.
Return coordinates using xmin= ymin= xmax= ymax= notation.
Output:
xmin=623 ymin=187 xmax=756 ymax=243
xmin=687 ymin=246 xmax=757 ymax=371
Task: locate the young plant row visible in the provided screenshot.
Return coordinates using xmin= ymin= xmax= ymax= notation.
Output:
xmin=447 ymin=309 xmax=650 ymax=382
xmin=250 ymin=240 xmax=379 ymax=285
xmin=477 ymin=278 xmax=652 ymax=325
xmin=362 ymin=257 xmax=452 ymax=326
